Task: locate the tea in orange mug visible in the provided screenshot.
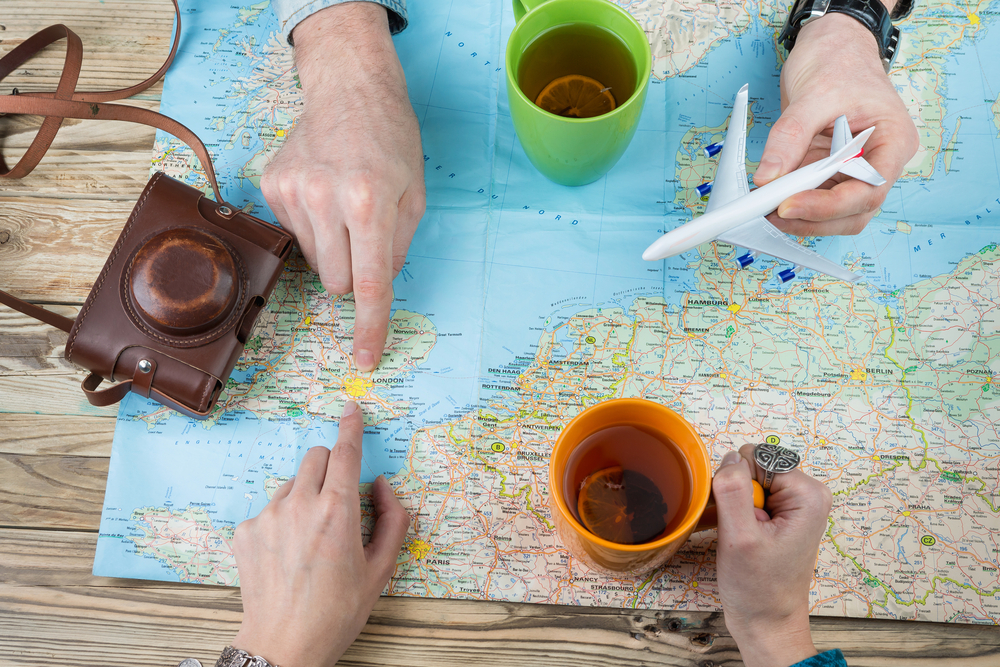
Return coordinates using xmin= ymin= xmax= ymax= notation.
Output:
xmin=548 ymin=398 xmax=764 ymax=576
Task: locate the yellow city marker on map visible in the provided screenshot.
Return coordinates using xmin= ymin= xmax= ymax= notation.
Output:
xmin=407 ymin=538 xmax=432 ymax=560
xmin=969 ymin=13 xmax=980 ymax=25
xmin=343 ymin=377 xmax=373 ymax=398
xmin=727 ymin=303 xmax=741 ymax=313
xmin=850 ymin=368 xmax=867 ymax=381
xmin=276 ymin=128 xmax=285 ymax=137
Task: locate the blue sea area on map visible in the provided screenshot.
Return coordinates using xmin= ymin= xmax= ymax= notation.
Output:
xmin=482 ymin=2 xmax=1000 ymax=362
xmin=96 ymin=0 xmax=1000 ymax=582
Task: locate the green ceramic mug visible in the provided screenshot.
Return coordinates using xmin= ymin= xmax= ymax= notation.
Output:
xmin=507 ymin=0 xmax=652 ymax=186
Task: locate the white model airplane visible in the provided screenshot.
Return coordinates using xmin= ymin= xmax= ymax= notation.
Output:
xmin=643 ymin=84 xmax=886 ymax=283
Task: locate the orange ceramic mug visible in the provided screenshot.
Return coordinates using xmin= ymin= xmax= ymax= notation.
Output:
xmin=549 ymin=398 xmax=764 ymax=576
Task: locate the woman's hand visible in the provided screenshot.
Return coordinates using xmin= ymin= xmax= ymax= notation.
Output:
xmin=713 ymin=444 xmax=833 ymax=667
xmin=230 ymin=401 xmax=411 ymax=667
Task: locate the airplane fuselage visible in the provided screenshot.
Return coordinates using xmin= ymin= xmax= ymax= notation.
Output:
xmin=643 ymin=151 xmax=853 ymax=260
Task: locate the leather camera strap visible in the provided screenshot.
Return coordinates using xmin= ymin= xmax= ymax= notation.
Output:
xmin=0 ymin=292 xmax=75 ymax=333
xmin=81 ymin=371 xmax=136 ymax=406
xmin=0 ymin=0 xmax=222 ymax=200
xmin=0 ymin=0 xmax=227 ymax=332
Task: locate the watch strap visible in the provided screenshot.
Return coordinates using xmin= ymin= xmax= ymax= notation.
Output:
xmin=890 ymin=0 xmax=914 ymax=20
xmin=780 ymin=0 xmax=901 ymax=72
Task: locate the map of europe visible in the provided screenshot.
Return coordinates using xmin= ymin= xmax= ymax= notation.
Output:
xmin=94 ymin=0 xmax=1000 ymax=624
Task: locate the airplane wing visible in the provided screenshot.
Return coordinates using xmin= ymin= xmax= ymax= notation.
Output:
xmin=704 ymin=84 xmax=750 ymax=213
xmin=717 ymin=216 xmax=861 ymax=282
xmin=839 ymin=158 xmax=887 ymax=186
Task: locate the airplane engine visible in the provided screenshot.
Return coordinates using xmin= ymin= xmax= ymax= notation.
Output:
xmin=779 ymin=265 xmax=804 ymax=283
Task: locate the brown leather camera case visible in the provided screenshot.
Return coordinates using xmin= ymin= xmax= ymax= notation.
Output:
xmin=0 ymin=0 xmax=294 ymax=419
xmin=67 ymin=173 xmax=292 ymax=417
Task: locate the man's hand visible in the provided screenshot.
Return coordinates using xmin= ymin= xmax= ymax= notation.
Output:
xmin=230 ymin=401 xmax=411 ymax=667
xmin=756 ymin=11 xmax=918 ymax=236
xmin=261 ymin=3 xmax=426 ymax=372
xmin=713 ymin=445 xmax=833 ymax=667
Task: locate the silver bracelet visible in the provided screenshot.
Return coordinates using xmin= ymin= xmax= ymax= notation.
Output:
xmin=178 ymin=646 xmax=279 ymax=667
xmin=217 ymin=646 xmax=279 ymax=667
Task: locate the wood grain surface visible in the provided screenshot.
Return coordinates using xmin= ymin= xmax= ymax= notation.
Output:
xmin=0 ymin=198 xmax=130 ymax=301
xmin=1 ymin=2 xmax=998 ymax=666
xmin=0 ymin=414 xmax=114 ymax=456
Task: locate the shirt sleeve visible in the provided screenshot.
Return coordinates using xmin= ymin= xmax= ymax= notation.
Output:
xmin=791 ymin=649 xmax=848 ymax=667
xmin=270 ymin=0 xmax=408 ymax=44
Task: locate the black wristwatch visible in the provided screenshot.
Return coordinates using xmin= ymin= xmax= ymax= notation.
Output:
xmin=779 ymin=0 xmax=907 ymax=72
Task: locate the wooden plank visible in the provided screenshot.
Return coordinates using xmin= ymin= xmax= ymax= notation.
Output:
xmin=0 ymin=455 xmax=107 ymax=530
xmin=0 ymin=0 xmax=177 ymax=95
xmin=0 ymin=198 xmax=132 ymax=302
xmin=0 ymin=584 xmax=242 ymax=667
xmin=0 ymin=117 xmax=160 ymax=200
xmin=2 ymin=580 xmax=734 ymax=667
xmin=0 ymin=372 xmax=119 ymax=417
xmin=0 ymin=0 xmax=175 ymax=199
xmin=280 ymin=603 xmax=740 ymax=667
xmin=350 ymin=609 xmax=1000 ymax=667
xmin=0 ymin=528 xmax=736 ymax=666
xmin=2 ymin=529 xmax=1000 ymax=667
xmin=4 ymin=527 xmax=1000 ymax=665
xmin=0 ymin=103 xmax=161 ymax=152
xmin=0 ymin=307 xmax=79 ymax=373
xmin=2 ymin=582 xmax=999 ymax=667
xmin=0 ymin=528 xmax=180 ymax=588
xmin=0 ymin=414 xmax=114 ymax=457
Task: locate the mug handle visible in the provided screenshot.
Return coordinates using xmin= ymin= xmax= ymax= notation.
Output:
xmin=695 ymin=479 xmax=765 ymax=532
xmin=512 ymin=0 xmax=548 ymax=23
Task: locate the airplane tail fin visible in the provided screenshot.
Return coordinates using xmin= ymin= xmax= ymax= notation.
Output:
xmin=831 ymin=119 xmax=886 ymax=187
xmin=830 ymin=116 xmax=852 ymax=154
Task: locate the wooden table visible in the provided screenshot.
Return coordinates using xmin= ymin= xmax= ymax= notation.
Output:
xmin=2 ymin=2 xmax=998 ymax=665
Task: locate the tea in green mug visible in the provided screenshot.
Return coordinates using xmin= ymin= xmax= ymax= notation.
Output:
xmin=517 ymin=23 xmax=638 ymax=119
xmin=506 ymin=0 xmax=652 ymax=186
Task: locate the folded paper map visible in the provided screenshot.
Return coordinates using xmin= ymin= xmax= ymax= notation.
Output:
xmin=95 ymin=0 xmax=1000 ymax=625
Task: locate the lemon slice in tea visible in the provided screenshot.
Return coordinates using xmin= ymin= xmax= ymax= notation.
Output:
xmin=577 ymin=466 xmax=669 ymax=544
xmin=534 ymin=74 xmax=616 ymax=118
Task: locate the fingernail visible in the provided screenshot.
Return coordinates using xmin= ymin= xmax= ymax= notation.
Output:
xmin=755 ymin=156 xmax=782 ymax=182
xmin=356 ymin=349 xmax=376 ymax=372
xmin=342 ymin=400 xmax=358 ymax=417
xmin=720 ymin=451 xmax=741 ymax=467
xmin=778 ymin=204 xmax=805 ymax=220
